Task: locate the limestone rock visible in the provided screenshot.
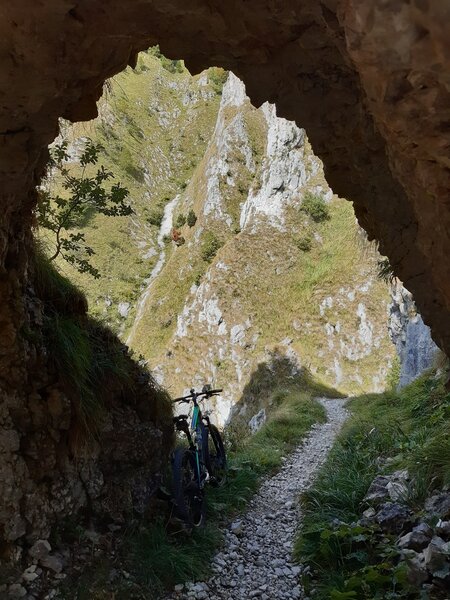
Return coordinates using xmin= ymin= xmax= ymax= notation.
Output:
xmin=248 ymin=409 xmax=266 ymax=433
xmin=425 ymin=493 xmax=450 ymax=519
xmin=398 ymin=523 xmax=433 ymax=552
xmin=404 ymin=550 xmax=429 ymax=587
xmin=8 ymin=584 xmax=27 ymax=598
xmin=29 ymin=540 xmax=51 ymax=560
xmin=40 ymin=553 xmax=64 ymax=573
xmin=423 ymin=536 xmax=450 ymax=573
xmin=364 ymin=471 xmax=409 ymax=505
xmin=436 ymin=520 xmax=450 ymax=538
xmin=375 ymin=502 xmax=412 ymax=533
xmin=231 ymin=521 xmax=243 ymax=536
xmin=388 ymin=280 xmax=439 ymax=388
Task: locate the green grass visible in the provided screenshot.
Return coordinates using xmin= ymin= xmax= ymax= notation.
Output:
xmin=44 ymin=50 xmax=223 ymax=334
xmin=294 ymin=371 xmax=450 ymax=599
xmin=118 ymin=368 xmax=336 ymax=596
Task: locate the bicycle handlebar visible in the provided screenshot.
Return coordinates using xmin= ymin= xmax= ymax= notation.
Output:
xmin=173 ymin=388 xmax=223 ymax=403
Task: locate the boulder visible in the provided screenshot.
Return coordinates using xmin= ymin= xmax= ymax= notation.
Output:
xmin=8 ymin=584 xmax=27 ymax=598
xmin=29 ymin=539 xmax=51 ymax=560
xmin=40 ymin=553 xmax=64 ymax=573
xmin=398 ymin=522 xmax=433 ymax=552
xmin=436 ymin=520 xmax=450 ymax=539
xmin=364 ymin=470 xmax=409 ymax=505
xmin=248 ymin=409 xmax=266 ymax=433
xmin=423 ymin=536 xmax=450 ymax=573
xmin=425 ymin=492 xmax=450 ymax=519
xmin=375 ymin=502 xmax=412 ymax=533
xmin=403 ymin=550 xmax=429 ymax=586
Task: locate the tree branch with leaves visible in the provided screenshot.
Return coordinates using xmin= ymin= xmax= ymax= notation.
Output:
xmin=36 ymin=138 xmax=132 ymax=278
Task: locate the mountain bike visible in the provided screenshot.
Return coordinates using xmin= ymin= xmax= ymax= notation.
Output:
xmin=171 ymin=385 xmax=227 ymax=527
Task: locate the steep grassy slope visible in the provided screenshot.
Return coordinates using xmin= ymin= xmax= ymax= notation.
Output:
xmin=127 ymin=74 xmax=394 ymax=418
xmin=42 ymin=55 xmax=395 ymax=424
xmin=46 ymin=50 xmax=223 ymax=333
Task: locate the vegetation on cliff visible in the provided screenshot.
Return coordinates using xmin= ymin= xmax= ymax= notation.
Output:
xmin=43 ymin=51 xmax=394 ymax=407
xmin=31 ymin=245 xmax=172 ymax=443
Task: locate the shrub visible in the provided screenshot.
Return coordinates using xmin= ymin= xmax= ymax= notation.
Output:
xmin=207 ymin=67 xmax=229 ymax=95
xmin=295 ymin=372 xmax=450 ymax=599
xmin=175 ymin=213 xmax=186 ymax=228
xmin=296 ymin=235 xmax=312 ymax=252
xmin=200 ymin=231 xmax=222 ymax=262
xmin=187 ymin=209 xmax=197 ymax=227
xmin=148 ymin=46 xmax=184 ymax=74
xmin=147 ymin=207 xmax=164 ymax=227
xmin=300 ymin=192 xmax=330 ymax=223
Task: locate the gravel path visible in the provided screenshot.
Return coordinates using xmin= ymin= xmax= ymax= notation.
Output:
xmin=168 ymin=398 xmax=348 ymax=600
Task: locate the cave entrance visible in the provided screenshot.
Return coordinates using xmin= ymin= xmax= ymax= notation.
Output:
xmin=36 ymin=48 xmax=398 ymax=428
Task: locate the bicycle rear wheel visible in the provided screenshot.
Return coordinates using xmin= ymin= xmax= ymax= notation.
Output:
xmin=172 ymin=447 xmax=205 ymax=527
xmin=206 ymin=424 xmax=227 ymax=487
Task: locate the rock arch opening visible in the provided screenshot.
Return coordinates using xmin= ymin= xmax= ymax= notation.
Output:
xmin=0 ymin=0 xmax=449 ymax=581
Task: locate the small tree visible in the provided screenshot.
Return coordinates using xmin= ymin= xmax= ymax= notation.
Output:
xmin=201 ymin=231 xmax=222 ymax=262
xmin=296 ymin=235 xmax=312 ymax=252
xmin=36 ymin=139 xmax=131 ymax=278
xmin=187 ymin=209 xmax=197 ymax=227
xmin=175 ymin=213 xmax=187 ymax=228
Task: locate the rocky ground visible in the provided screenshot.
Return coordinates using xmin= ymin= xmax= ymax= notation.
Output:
xmin=167 ymin=398 xmax=348 ymax=600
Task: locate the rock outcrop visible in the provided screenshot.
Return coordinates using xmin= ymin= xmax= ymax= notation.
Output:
xmin=0 ymin=0 xmax=450 ymax=570
xmin=0 ymin=257 xmax=173 ymax=560
xmin=389 ymin=279 xmax=439 ymax=388
xmin=126 ymin=71 xmax=394 ymax=424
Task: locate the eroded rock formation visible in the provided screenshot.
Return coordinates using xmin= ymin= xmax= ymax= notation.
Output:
xmin=389 ymin=279 xmax=439 ymax=388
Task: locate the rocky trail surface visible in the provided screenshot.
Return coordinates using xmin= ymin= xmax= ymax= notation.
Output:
xmin=168 ymin=398 xmax=348 ymax=600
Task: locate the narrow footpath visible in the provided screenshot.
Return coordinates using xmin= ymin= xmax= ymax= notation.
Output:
xmin=168 ymin=398 xmax=348 ymax=600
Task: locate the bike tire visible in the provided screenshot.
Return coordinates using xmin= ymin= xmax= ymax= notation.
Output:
xmin=172 ymin=447 xmax=206 ymax=528
xmin=206 ymin=424 xmax=228 ymax=487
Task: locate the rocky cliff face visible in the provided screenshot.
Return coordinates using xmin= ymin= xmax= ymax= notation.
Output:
xmin=122 ymin=70 xmax=395 ymax=424
xmin=0 ymin=254 xmax=173 ymax=563
xmin=389 ymin=280 xmax=439 ymax=388
xmin=48 ymin=62 xmax=394 ymax=425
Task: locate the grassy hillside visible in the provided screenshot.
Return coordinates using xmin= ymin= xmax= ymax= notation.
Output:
xmin=126 ymin=77 xmax=394 ymax=406
xmin=41 ymin=52 xmax=395 ymax=417
xmin=294 ymin=369 xmax=450 ymax=598
xmin=45 ymin=50 xmax=224 ymax=333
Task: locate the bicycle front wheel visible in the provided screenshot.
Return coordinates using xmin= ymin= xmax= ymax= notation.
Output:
xmin=172 ymin=447 xmax=205 ymax=528
xmin=206 ymin=424 xmax=227 ymax=487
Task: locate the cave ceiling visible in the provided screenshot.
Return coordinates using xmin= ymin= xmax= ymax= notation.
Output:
xmin=0 ymin=0 xmax=449 ymax=351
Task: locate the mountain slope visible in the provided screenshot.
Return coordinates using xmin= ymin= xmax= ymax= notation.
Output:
xmin=45 ymin=56 xmax=395 ymax=424
xmin=124 ymin=73 xmax=395 ymax=422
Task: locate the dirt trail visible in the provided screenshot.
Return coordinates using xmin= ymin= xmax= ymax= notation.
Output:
xmin=168 ymin=398 xmax=348 ymax=600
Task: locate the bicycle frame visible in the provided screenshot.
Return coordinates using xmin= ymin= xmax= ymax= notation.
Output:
xmin=174 ymin=399 xmax=207 ymax=488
